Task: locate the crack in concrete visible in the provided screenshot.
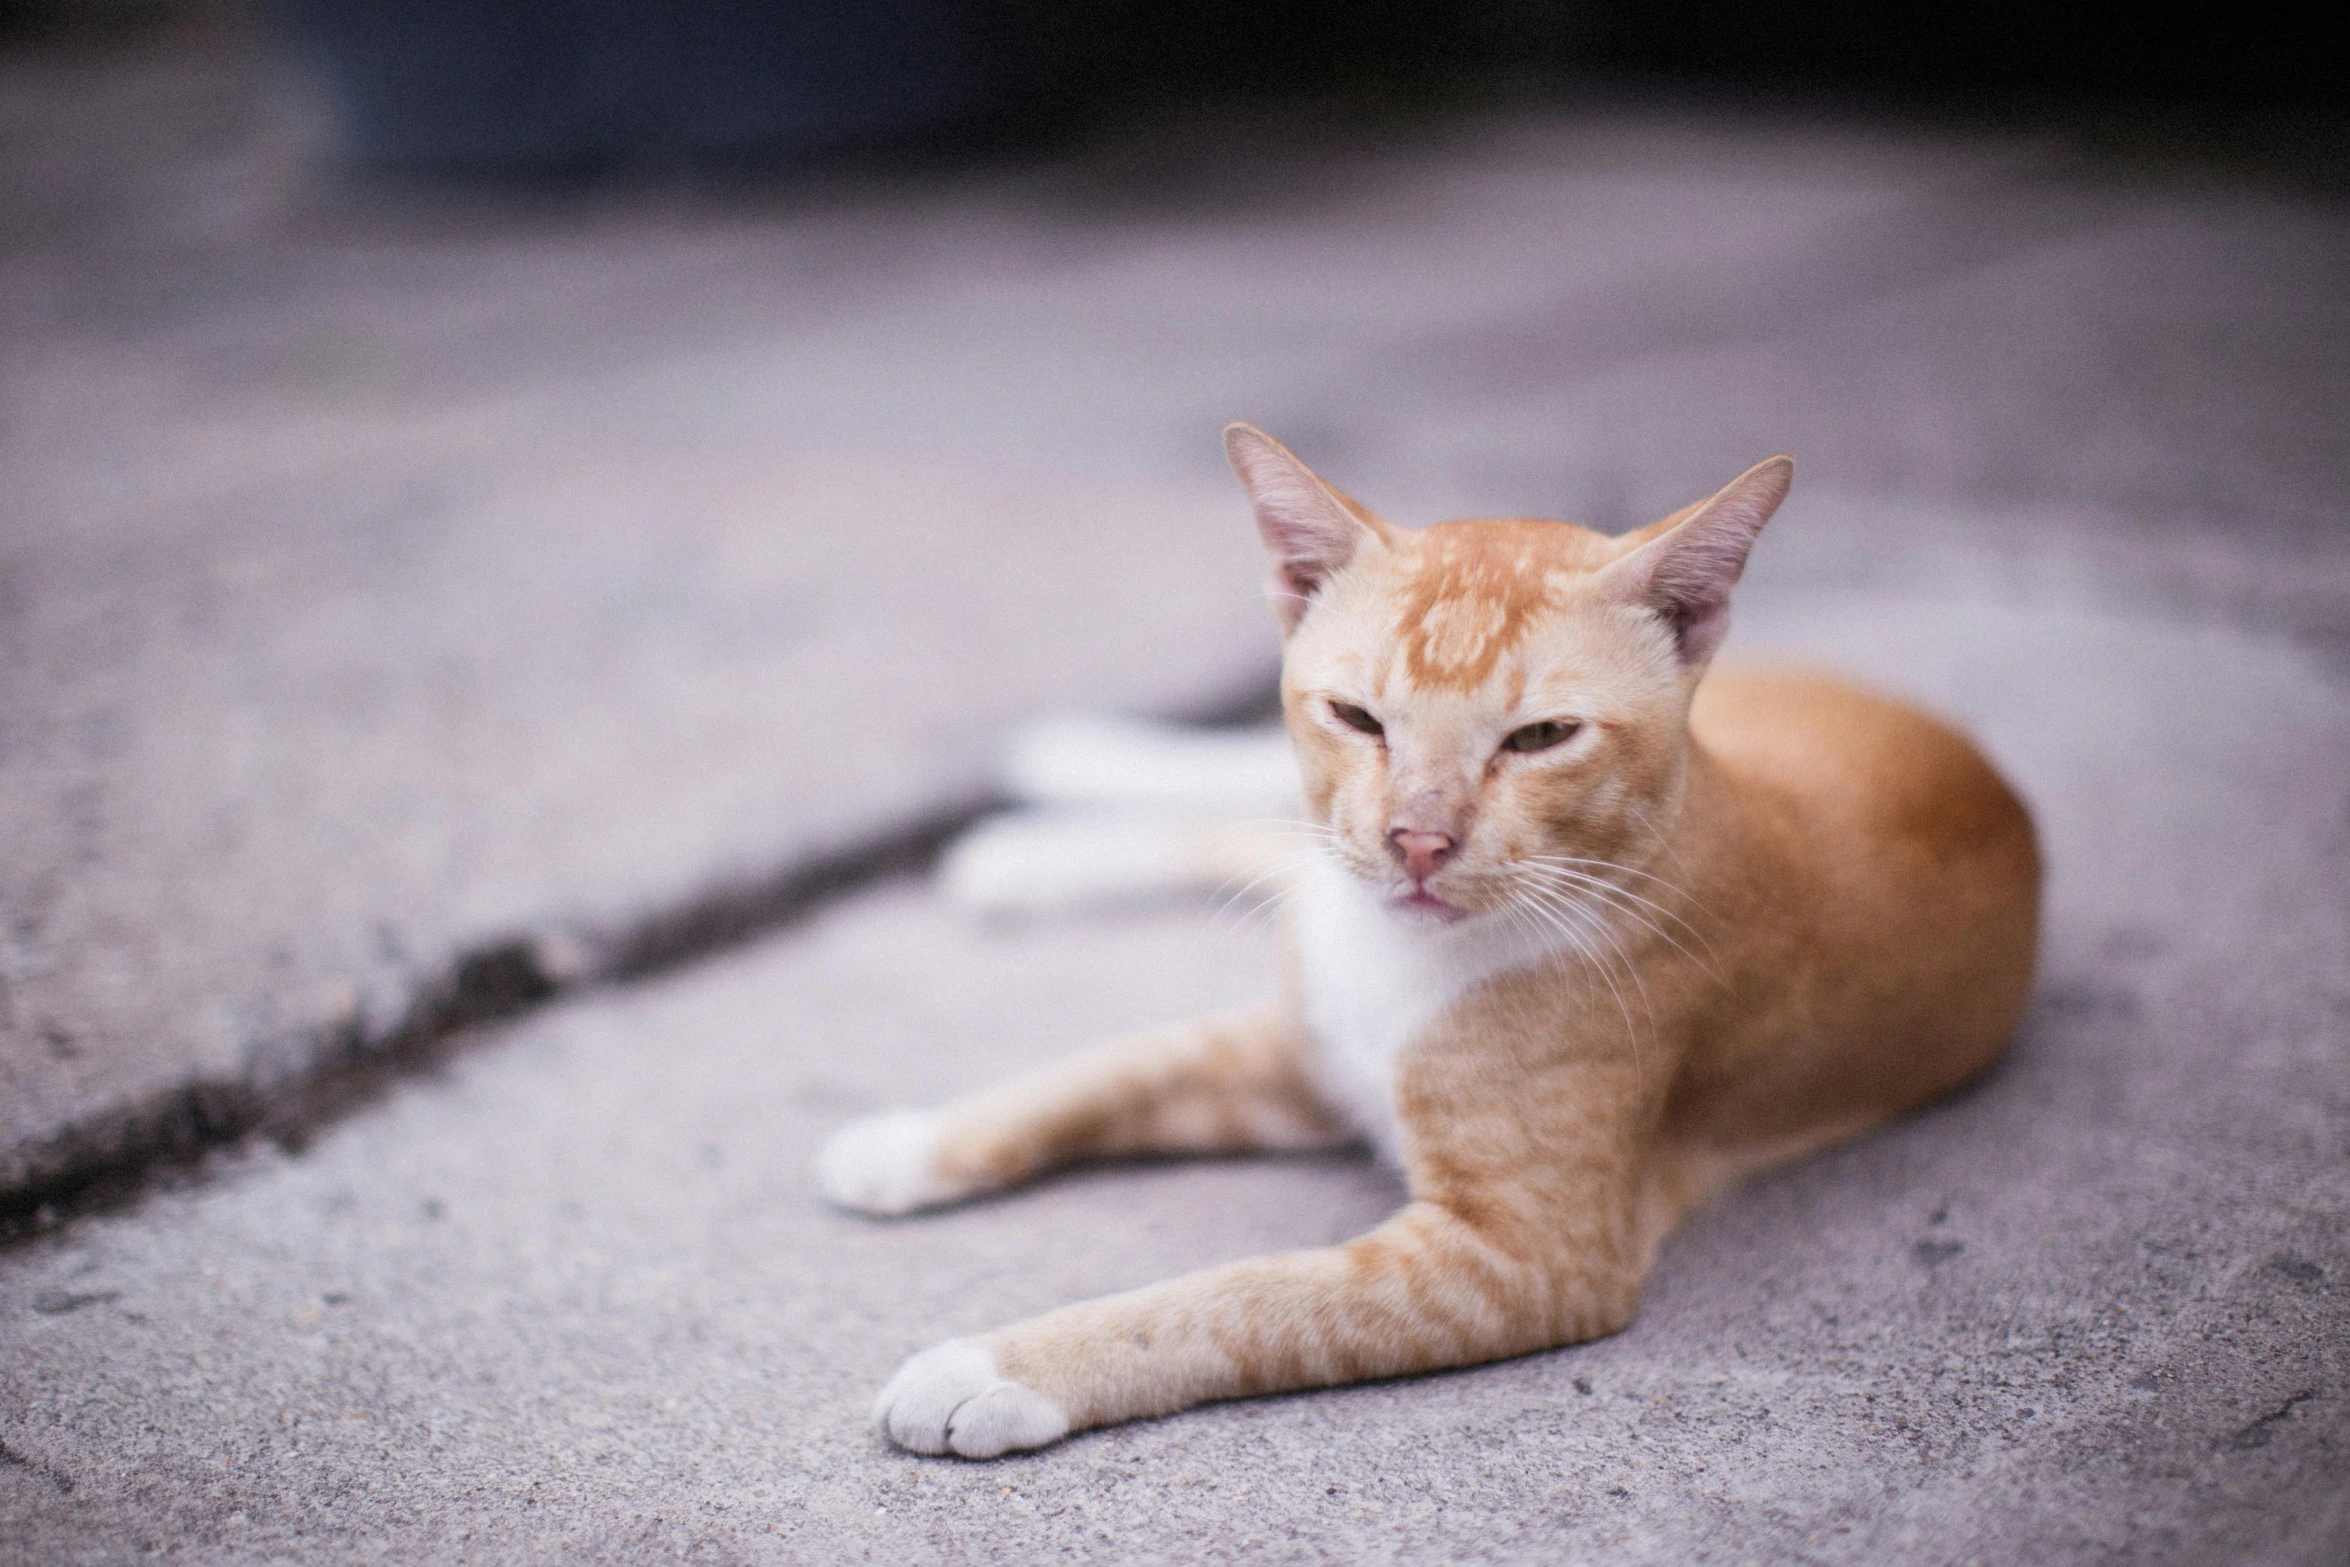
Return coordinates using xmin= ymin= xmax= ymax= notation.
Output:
xmin=0 ymin=798 xmax=992 ymax=1249
xmin=0 ymin=1436 xmax=75 ymax=1495
xmin=0 ymin=677 xmax=1285 ymax=1251
xmin=2227 ymin=1389 xmax=2318 ymax=1451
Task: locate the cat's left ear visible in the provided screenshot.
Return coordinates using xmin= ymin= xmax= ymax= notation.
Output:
xmin=1598 ymin=454 xmax=1793 ymax=668
xmin=1225 ymin=423 xmax=1393 ymax=634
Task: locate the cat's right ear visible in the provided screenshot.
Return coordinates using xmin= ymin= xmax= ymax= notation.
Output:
xmin=1596 ymin=454 xmax=1793 ymax=670
xmin=1224 ymin=423 xmax=1390 ymax=634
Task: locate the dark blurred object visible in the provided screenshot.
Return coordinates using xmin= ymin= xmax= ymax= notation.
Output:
xmin=8 ymin=0 xmax=2336 ymax=172
xmin=0 ymin=0 xmax=198 ymax=42
xmin=1590 ymin=0 xmax=2340 ymax=102
xmin=1020 ymin=0 xmax=2345 ymax=111
xmin=285 ymin=0 xmax=992 ymax=171
xmin=278 ymin=0 xmax=1571 ymax=173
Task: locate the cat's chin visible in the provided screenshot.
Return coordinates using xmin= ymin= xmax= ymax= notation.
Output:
xmin=1388 ymin=889 xmax=1472 ymax=924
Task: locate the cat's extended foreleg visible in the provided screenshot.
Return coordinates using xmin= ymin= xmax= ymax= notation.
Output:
xmin=870 ymin=1190 xmax=1642 ymax=1457
xmin=815 ymin=1004 xmax=1348 ymax=1216
xmin=869 ymin=1043 xmax=1653 ymax=1457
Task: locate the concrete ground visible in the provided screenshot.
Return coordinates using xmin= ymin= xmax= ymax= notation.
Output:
xmin=3 ymin=16 xmax=2348 ymax=1565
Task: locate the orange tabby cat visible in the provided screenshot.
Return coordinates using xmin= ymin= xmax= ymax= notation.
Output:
xmin=817 ymin=425 xmax=2041 ymax=1457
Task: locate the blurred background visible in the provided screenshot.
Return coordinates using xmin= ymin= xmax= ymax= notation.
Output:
xmin=2 ymin=3 xmax=2346 ymax=1560
xmin=9 ymin=0 xmax=2339 ymax=170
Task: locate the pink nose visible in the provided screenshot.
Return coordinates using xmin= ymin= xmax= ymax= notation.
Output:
xmin=1388 ymin=829 xmax=1456 ymax=882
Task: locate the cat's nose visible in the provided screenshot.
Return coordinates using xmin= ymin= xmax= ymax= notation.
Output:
xmin=1388 ymin=829 xmax=1456 ymax=882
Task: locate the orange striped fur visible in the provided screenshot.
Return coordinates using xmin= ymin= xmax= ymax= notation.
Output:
xmin=818 ymin=426 xmax=2041 ymax=1457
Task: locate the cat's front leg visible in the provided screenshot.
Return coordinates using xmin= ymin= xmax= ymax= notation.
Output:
xmin=870 ymin=1186 xmax=1643 ymax=1456
xmin=815 ymin=1004 xmax=1348 ymax=1216
xmin=869 ymin=1046 xmax=1652 ymax=1456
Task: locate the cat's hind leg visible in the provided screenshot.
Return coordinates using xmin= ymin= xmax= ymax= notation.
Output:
xmin=937 ymin=714 xmax=1300 ymax=918
xmin=814 ymin=1004 xmax=1348 ymax=1216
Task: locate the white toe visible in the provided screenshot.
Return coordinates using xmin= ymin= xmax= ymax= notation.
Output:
xmin=815 ymin=1108 xmax=960 ymax=1216
xmin=873 ymin=1339 xmax=1070 ymax=1458
xmin=946 ymin=1380 xmax=1070 ymax=1459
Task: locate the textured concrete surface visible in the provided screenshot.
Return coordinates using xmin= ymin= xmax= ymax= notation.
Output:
xmin=3 ymin=16 xmax=2349 ymax=1562
xmin=3 ymin=512 xmax=2346 ymax=1565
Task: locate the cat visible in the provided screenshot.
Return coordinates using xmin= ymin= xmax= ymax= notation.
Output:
xmin=816 ymin=424 xmax=2042 ymax=1458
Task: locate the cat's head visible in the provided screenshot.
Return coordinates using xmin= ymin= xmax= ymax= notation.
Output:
xmin=1226 ymin=423 xmax=1791 ymax=924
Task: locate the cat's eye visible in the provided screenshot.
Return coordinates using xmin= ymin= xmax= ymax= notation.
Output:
xmin=1503 ymin=720 xmax=1580 ymax=754
xmin=1329 ymin=701 xmax=1385 ymax=738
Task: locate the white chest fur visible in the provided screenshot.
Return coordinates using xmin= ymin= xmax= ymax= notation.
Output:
xmin=1293 ymin=857 xmax=1568 ymax=1164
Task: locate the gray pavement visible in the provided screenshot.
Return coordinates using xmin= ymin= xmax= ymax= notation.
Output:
xmin=3 ymin=16 xmax=2349 ymax=1564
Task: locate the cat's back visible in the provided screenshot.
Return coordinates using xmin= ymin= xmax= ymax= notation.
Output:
xmin=1691 ymin=663 xmax=2035 ymax=881
xmin=1681 ymin=663 xmax=2040 ymax=1123
xmin=1626 ymin=663 xmax=2042 ymax=1191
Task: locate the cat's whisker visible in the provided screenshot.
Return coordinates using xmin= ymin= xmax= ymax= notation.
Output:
xmin=1515 ymin=862 xmax=1724 ymax=981
xmin=1516 ymin=877 xmax=1650 ymax=999
xmin=1529 ymin=901 xmax=1650 ymax=1088
xmin=1514 ymin=868 xmax=1690 ymax=964
xmin=1522 ymin=850 xmax=1696 ymax=900
xmin=1206 ymin=849 xmax=1322 ymax=930
xmin=1550 ymin=887 xmax=1661 ymax=1049
xmin=1232 ymin=818 xmax=1340 ymax=845
xmin=1629 ymin=803 xmax=1704 ymax=887
xmin=1507 ymin=884 xmax=1649 ymax=1077
xmin=1518 ymin=863 xmax=1682 ymax=939
xmin=1207 ymin=878 xmax=1289 ymax=927
xmin=1241 ymin=816 xmax=1338 ymax=834
xmin=1496 ymin=895 xmax=1614 ymax=1043
xmin=1519 ymin=855 xmax=1722 ymax=938
xmin=1515 ymin=860 xmax=1720 ymax=964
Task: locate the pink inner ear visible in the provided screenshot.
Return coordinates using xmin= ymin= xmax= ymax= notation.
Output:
xmin=1275 ymin=561 xmax=1324 ymax=602
xmin=1659 ymin=595 xmax=1733 ymax=662
xmin=1226 ymin=427 xmax=1373 ymax=629
xmin=1644 ymin=532 xmax=1753 ymax=665
xmin=1650 ymin=524 xmax=1752 ymax=641
xmin=1624 ymin=456 xmax=1791 ymax=665
xmin=1248 ymin=479 xmax=1362 ymax=580
xmin=1263 ymin=528 xmax=1356 ymax=630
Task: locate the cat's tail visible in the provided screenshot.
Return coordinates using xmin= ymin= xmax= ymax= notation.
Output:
xmin=938 ymin=715 xmax=1305 ymax=917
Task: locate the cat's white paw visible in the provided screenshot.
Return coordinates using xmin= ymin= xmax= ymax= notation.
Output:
xmin=873 ymin=1339 xmax=1070 ymax=1458
xmin=815 ymin=1109 xmax=964 ymax=1216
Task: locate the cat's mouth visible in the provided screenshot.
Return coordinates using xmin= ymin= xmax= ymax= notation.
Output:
xmin=1389 ymin=887 xmax=1471 ymax=923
